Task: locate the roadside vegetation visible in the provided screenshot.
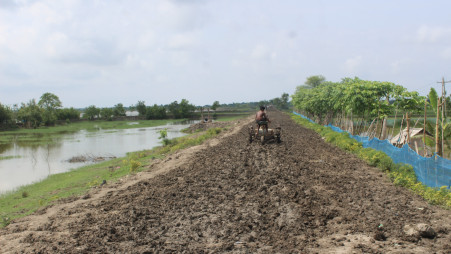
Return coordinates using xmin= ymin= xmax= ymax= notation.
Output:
xmin=291 ymin=75 xmax=451 ymax=157
xmin=291 ymin=113 xmax=451 ymax=209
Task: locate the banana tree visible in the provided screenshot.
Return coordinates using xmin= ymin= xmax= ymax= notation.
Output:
xmin=424 ymin=88 xmax=451 ymax=156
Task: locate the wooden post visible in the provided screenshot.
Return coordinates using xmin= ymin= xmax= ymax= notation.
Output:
xmin=436 ymin=97 xmax=441 ymax=156
xmin=201 ymin=107 xmax=204 ymax=122
xmin=440 ymin=77 xmax=446 ymax=157
xmin=424 ymin=98 xmax=427 ymax=156
xmin=390 ymin=108 xmax=398 ymax=139
xmin=208 ymin=108 xmax=210 ymax=122
xmin=406 ymin=112 xmax=410 ymax=144
xmin=415 ymin=141 xmax=419 ymax=154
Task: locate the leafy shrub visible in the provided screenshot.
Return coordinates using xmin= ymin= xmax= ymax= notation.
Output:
xmin=1 ymin=215 xmax=11 ymax=227
xmin=129 ymin=160 xmax=142 ymax=173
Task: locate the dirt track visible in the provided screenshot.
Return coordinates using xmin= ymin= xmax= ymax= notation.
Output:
xmin=1 ymin=111 xmax=450 ymax=253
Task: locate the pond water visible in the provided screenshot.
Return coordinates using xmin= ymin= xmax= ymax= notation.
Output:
xmin=0 ymin=121 xmax=197 ymax=194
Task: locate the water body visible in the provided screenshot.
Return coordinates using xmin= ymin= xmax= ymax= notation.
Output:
xmin=0 ymin=121 xmax=196 ymax=194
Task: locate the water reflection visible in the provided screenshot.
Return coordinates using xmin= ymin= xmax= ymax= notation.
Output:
xmin=0 ymin=121 xmax=196 ymax=193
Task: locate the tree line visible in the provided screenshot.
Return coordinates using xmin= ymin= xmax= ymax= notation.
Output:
xmin=291 ymin=75 xmax=451 ymax=156
xmin=0 ymin=93 xmax=199 ymax=129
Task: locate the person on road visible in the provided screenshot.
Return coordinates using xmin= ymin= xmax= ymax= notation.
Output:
xmin=255 ymin=106 xmax=270 ymax=133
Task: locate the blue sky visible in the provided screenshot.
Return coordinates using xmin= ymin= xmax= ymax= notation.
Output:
xmin=1 ymin=0 xmax=450 ymax=108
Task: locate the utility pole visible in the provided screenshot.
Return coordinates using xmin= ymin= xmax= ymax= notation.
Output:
xmin=437 ymin=77 xmax=451 ymax=157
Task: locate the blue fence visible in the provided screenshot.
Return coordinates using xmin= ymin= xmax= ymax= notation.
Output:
xmin=293 ymin=112 xmax=451 ymax=189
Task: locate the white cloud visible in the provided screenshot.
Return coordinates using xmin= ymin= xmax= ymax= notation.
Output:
xmin=417 ymin=25 xmax=451 ymax=43
xmin=343 ymin=55 xmax=362 ymax=74
xmin=250 ymin=44 xmax=276 ymax=61
xmin=442 ymin=47 xmax=451 ymax=59
xmin=167 ymin=33 xmax=197 ymax=50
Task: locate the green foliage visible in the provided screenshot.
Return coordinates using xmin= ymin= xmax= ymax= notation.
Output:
xmin=136 ymin=101 xmax=147 ymax=116
xmin=270 ymin=93 xmax=291 ymax=110
xmin=0 ymin=103 xmax=13 ymax=128
xmin=113 ymin=103 xmax=126 ymax=117
xmin=291 ymin=113 xmax=451 ymax=208
xmin=304 ymin=75 xmax=326 ymax=88
xmin=168 ymin=99 xmax=196 ymax=118
xmin=158 ymin=128 xmax=173 ymax=146
xmin=211 ymin=101 xmax=220 ymax=111
xmin=38 ymin=93 xmax=62 ymax=111
xmin=17 ymin=99 xmax=43 ymax=128
xmin=38 ymin=93 xmax=62 ymax=126
xmin=126 ymin=159 xmax=142 ymax=173
xmin=1 ymin=214 xmax=11 ymax=227
xmin=146 ymin=104 xmax=167 ymax=119
xmin=100 ymin=108 xmax=114 ymax=121
xmin=429 ymin=88 xmax=438 ymax=113
xmin=291 ymin=77 xmax=425 ymax=125
xmin=56 ymin=107 xmax=80 ymax=121
xmin=84 ymin=105 xmax=100 ymax=120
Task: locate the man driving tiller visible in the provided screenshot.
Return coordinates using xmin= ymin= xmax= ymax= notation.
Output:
xmin=255 ymin=106 xmax=270 ymax=134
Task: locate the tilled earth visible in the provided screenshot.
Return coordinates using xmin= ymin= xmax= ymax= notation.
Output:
xmin=1 ymin=111 xmax=450 ymax=253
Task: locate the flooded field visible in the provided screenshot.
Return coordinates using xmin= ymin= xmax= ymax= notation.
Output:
xmin=0 ymin=121 xmax=196 ymax=193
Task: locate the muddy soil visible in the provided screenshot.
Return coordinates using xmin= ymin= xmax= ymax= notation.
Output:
xmin=1 ymin=111 xmax=450 ymax=253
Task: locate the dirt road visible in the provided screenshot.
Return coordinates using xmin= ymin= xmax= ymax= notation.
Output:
xmin=1 ymin=111 xmax=450 ymax=253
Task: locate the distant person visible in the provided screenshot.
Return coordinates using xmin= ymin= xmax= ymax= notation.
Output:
xmin=255 ymin=106 xmax=270 ymax=133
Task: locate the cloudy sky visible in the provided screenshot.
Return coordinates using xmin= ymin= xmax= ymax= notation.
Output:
xmin=1 ymin=0 xmax=450 ymax=108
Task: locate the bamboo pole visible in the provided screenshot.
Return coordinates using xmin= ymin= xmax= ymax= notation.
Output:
xmin=406 ymin=112 xmax=410 ymax=144
xmin=396 ymin=114 xmax=405 ymax=147
xmin=424 ymin=98 xmax=427 ymax=157
xmin=436 ymin=97 xmax=441 ymax=156
xmin=366 ymin=118 xmax=377 ymax=138
xmin=201 ymin=107 xmax=204 ymax=122
xmin=442 ymin=77 xmax=445 ymax=157
xmin=390 ymin=107 xmax=398 ymax=139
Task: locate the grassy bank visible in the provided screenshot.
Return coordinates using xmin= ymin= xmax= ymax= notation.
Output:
xmin=291 ymin=113 xmax=451 ymax=209
xmin=0 ymin=119 xmax=179 ymax=145
xmin=0 ymin=126 xmax=226 ymax=228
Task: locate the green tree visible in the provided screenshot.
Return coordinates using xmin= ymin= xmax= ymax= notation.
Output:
xmin=303 ymin=75 xmax=326 ymax=89
xmin=38 ymin=92 xmax=62 ymax=126
xmin=168 ymin=99 xmax=195 ymax=118
xmin=101 ymin=108 xmax=114 ymax=121
xmin=281 ymin=93 xmax=290 ymax=109
xmin=136 ymin=101 xmax=146 ymax=116
xmin=179 ymin=99 xmax=196 ymax=118
xmin=56 ymin=107 xmax=81 ymax=121
xmin=84 ymin=105 xmax=100 ymax=120
xmin=113 ymin=103 xmax=126 ymax=117
xmin=0 ymin=103 xmax=13 ymax=128
xmin=17 ymin=99 xmax=43 ymax=128
xmin=168 ymin=101 xmax=181 ymax=118
xmin=146 ymin=104 xmax=167 ymax=120
xmin=211 ymin=101 xmax=220 ymax=111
